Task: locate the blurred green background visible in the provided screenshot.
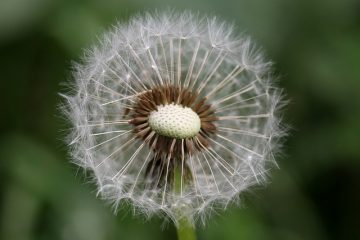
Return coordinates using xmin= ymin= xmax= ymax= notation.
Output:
xmin=1 ymin=0 xmax=359 ymax=239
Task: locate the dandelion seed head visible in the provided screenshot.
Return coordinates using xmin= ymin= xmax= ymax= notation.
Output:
xmin=62 ymin=10 xmax=286 ymax=225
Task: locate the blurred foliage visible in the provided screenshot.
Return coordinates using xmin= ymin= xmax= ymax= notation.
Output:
xmin=0 ymin=0 xmax=359 ymax=239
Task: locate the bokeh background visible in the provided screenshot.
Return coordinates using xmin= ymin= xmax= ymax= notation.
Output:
xmin=1 ymin=0 xmax=359 ymax=239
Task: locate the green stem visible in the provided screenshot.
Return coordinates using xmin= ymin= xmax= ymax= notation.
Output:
xmin=176 ymin=217 xmax=196 ymax=240
xmin=173 ymin=162 xmax=197 ymax=240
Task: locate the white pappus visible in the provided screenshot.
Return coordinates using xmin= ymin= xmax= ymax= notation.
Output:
xmin=61 ymin=11 xmax=286 ymax=226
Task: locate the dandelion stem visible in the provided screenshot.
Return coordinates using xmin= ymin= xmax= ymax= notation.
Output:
xmin=176 ymin=218 xmax=196 ymax=240
xmin=174 ymin=163 xmax=197 ymax=240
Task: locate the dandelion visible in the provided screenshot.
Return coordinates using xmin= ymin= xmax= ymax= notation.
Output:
xmin=62 ymin=10 xmax=285 ymax=238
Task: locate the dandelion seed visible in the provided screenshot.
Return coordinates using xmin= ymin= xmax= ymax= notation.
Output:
xmin=62 ymin=11 xmax=286 ymax=226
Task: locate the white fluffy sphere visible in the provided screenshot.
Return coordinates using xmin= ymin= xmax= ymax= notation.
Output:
xmin=62 ymin=11 xmax=286 ymax=225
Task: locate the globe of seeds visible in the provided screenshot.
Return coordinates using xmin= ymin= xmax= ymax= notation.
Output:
xmin=62 ymin=11 xmax=286 ymax=226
